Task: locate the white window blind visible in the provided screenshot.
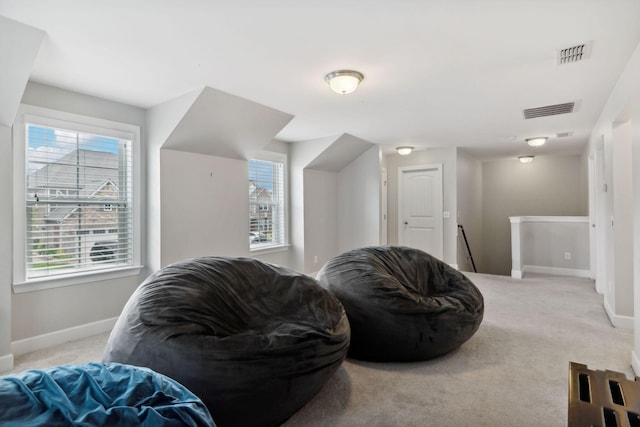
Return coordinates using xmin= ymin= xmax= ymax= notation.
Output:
xmin=249 ymin=155 xmax=286 ymax=249
xmin=24 ymin=122 xmax=134 ymax=279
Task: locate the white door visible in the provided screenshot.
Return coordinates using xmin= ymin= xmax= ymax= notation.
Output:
xmin=398 ymin=165 xmax=443 ymax=259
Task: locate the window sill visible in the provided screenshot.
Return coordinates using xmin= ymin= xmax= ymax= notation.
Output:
xmin=249 ymin=244 xmax=290 ymax=255
xmin=12 ymin=265 xmax=144 ymax=294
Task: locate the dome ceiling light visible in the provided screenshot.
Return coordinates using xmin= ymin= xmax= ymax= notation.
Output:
xmin=396 ymin=146 xmax=414 ymax=155
xmin=526 ymin=137 xmax=548 ymax=147
xmin=518 ymin=155 xmax=535 ymax=163
xmin=324 ymin=70 xmax=364 ymax=95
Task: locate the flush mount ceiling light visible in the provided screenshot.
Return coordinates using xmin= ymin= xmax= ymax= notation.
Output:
xmin=324 ymin=70 xmax=364 ymax=95
xmin=518 ymin=155 xmax=535 ymax=163
xmin=526 ymin=137 xmax=548 ymax=147
xmin=396 ymin=146 xmax=414 ymax=155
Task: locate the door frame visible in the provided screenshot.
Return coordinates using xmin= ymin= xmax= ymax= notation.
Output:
xmin=398 ymin=163 xmax=443 ymax=257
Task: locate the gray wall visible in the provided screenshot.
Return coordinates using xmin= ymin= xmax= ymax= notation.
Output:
xmin=11 ymin=82 xmax=148 ymax=341
xmin=482 ymin=155 xmax=588 ymax=276
xmin=456 ymin=149 xmax=483 ymax=272
xmin=518 ymin=218 xmax=590 ymax=272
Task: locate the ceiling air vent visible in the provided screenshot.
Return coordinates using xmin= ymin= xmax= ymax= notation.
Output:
xmin=556 ymin=132 xmax=573 ymax=138
xmin=523 ymin=102 xmax=575 ymax=119
xmin=558 ymin=42 xmax=591 ymax=65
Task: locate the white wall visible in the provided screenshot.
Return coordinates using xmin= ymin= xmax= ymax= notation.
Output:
xmin=160 ymin=150 xmax=248 ymax=264
xmin=610 ymin=121 xmax=634 ymax=322
xmin=586 ymin=40 xmax=640 ymax=367
xmin=482 ymin=155 xmax=587 ymax=276
xmin=160 ymin=148 xmax=292 ymax=268
xmin=338 ymin=145 xmax=382 ymax=253
xmin=0 ymin=17 xmax=44 ymax=370
xmin=0 ymin=125 xmax=13 ymax=370
xmin=291 ymin=141 xmax=381 ymax=274
xmin=146 ymin=88 xmax=201 ymax=273
xmin=0 ymin=16 xmax=43 ymax=127
xmin=289 ymin=137 xmax=334 ymax=272
xmin=10 ymin=82 xmax=148 ymax=345
xmin=303 ymin=169 xmax=338 ymax=272
xmin=456 ymin=149 xmax=483 ymax=272
xmin=385 ymin=147 xmax=458 ymax=266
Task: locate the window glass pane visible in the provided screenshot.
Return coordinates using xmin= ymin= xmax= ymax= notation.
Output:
xmin=249 ymin=157 xmax=286 ymax=249
xmin=25 ymin=123 xmax=133 ymax=278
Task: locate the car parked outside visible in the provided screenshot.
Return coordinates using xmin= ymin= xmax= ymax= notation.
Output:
xmin=250 ymin=231 xmax=268 ymax=243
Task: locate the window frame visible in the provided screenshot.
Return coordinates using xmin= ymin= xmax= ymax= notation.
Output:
xmin=248 ymin=151 xmax=289 ymax=253
xmin=12 ymin=105 xmax=142 ymax=293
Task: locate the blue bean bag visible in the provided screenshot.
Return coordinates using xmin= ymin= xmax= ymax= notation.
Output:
xmin=0 ymin=362 xmax=215 ymax=426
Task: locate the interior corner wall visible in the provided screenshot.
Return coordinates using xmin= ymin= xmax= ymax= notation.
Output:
xmin=146 ymin=87 xmax=203 ymax=274
xmin=303 ymin=169 xmax=338 ymax=273
xmin=160 ymin=149 xmax=247 ymax=265
xmin=580 ymin=149 xmax=590 ymax=214
xmin=385 ymin=147 xmax=458 ymax=265
xmin=288 ymin=137 xmax=342 ymax=273
xmin=602 ymin=131 xmax=617 ymax=316
xmin=289 ymin=144 xmax=314 ymax=273
xmin=634 ymin=113 xmax=640 ymax=362
xmin=11 ymin=82 xmax=147 ymax=343
xmin=456 ymin=150 xmax=483 ymax=272
xmin=585 ymin=38 xmax=640 ymax=370
xmin=0 ymin=125 xmax=13 ymax=371
xmin=611 ymin=120 xmax=634 ymax=320
xmin=159 ymin=149 xmax=292 ymax=268
xmin=338 ymin=146 xmax=381 ymax=253
xmin=481 ymin=155 xmax=586 ymax=276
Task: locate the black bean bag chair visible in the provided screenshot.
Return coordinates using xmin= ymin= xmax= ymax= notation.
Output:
xmin=316 ymin=246 xmax=483 ymax=362
xmin=103 ymin=256 xmax=350 ymax=427
xmin=0 ymin=362 xmax=214 ymax=426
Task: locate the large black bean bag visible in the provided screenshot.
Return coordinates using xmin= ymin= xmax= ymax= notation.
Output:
xmin=103 ymin=256 xmax=350 ymax=427
xmin=0 ymin=362 xmax=214 ymax=426
xmin=316 ymin=246 xmax=483 ymax=362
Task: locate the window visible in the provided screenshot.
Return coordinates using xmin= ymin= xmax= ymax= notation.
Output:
xmin=13 ymin=106 xmax=141 ymax=290
xmin=248 ymin=153 xmax=287 ymax=250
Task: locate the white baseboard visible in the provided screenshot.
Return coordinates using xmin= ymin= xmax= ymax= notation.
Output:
xmin=11 ymin=317 xmax=117 ymax=357
xmin=0 ymin=353 xmax=14 ymax=373
xmin=511 ymin=269 xmax=523 ymax=279
xmin=522 ymin=265 xmax=591 ymax=279
xmin=449 ymin=263 xmax=459 ymax=270
xmin=603 ymin=298 xmax=634 ymax=330
xmin=632 ymin=350 xmax=640 ymax=377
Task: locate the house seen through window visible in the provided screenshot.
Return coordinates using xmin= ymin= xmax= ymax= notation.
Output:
xmin=23 ymin=121 xmax=134 ymax=279
xmin=248 ymin=155 xmax=286 ymax=249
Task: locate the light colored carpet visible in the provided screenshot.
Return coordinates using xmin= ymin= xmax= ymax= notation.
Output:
xmin=6 ymin=273 xmax=634 ymax=426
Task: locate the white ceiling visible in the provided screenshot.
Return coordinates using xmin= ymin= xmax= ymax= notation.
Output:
xmin=2 ymin=0 xmax=640 ymax=160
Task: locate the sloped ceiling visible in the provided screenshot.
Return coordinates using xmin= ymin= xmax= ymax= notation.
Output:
xmin=2 ymin=2 xmax=640 ymax=159
xmin=0 ymin=16 xmax=43 ymax=126
xmin=306 ymin=134 xmax=374 ymax=172
xmin=162 ymin=86 xmax=293 ymax=160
